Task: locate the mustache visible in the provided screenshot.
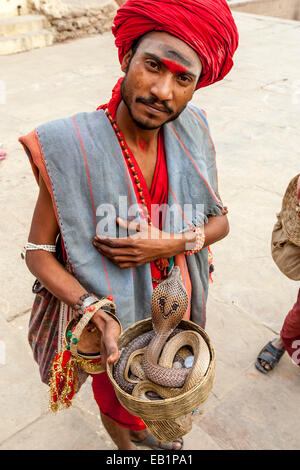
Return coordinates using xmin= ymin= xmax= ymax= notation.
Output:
xmin=136 ymin=96 xmax=174 ymax=115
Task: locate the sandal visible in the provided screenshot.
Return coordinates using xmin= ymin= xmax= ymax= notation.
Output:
xmin=132 ymin=433 xmax=184 ymax=450
xmin=255 ymin=339 xmax=285 ymax=374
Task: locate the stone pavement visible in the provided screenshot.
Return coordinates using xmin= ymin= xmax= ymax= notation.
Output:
xmin=0 ymin=11 xmax=299 ymax=450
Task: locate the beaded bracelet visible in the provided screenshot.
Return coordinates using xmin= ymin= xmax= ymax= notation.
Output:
xmin=74 ymin=293 xmax=116 ymax=316
xmin=25 ymin=242 xmax=56 ymax=252
xmin=185 ymin=226 xmax=205 ymax=256
xmin=73 ymin=293 xmax=95 ymax=317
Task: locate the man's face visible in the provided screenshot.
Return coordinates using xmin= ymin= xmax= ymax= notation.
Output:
xmin=120 ymin=32 xmax=202 ymax=130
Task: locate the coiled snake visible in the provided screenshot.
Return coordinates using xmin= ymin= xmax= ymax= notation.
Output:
xmin=113 ymin=266 xmax=210 ymax=400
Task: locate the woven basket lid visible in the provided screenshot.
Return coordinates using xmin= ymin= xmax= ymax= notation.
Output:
xmin=281 ymin=174 xmax=300 ymax=247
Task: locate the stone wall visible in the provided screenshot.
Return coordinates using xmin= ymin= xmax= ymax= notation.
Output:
xmin=29 ymin=0 xmax=117 ymax=42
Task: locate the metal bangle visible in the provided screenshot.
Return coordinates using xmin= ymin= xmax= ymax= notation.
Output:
xmin=100 ymin=308 xmax=122 ymax=331
xmin=100 ymin=304 xmax=116 ymax=316
xmin=73 ymin=294 xmax=98 ymax=316
xmin=81 ymin=296 xmax=99 ymax=310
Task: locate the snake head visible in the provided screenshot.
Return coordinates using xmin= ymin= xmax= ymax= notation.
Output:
xmin=151 ymin=267 xmax=189 ymax=333
xmin=158 ymin=297 xmax=180 ymax=319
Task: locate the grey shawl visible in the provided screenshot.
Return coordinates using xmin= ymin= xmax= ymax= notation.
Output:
xmin=25 ymin=104 xmax=223 ymax=330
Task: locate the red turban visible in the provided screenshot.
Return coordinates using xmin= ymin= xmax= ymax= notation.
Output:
xmin=112 ymin=0 xmax=239 ymax=89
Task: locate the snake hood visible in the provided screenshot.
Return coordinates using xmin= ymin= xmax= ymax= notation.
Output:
xmin=151 ymin=267 xmax=189 ymax=335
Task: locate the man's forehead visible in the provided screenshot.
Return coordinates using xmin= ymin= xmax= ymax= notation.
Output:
xmin=161 ymin=48 xmax=192 ymax=67
xmin=136 ymin=31 xmax=200 ymax=68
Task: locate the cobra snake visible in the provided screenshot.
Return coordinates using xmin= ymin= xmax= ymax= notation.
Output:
xmin=113 ymin=266 xmax=210 ymax=400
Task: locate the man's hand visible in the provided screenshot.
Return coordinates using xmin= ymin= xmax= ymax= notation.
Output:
xmin=93 ymin=217 xmax=195 ymax=269
xmin=91 ymin=308 xmax=121 ymax=366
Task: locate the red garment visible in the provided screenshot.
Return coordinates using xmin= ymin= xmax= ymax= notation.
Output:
xmin=92 ymin=80 xmax=170 ymax=429
xmin=112 ymin=0 xmax=239 ymax=89
xmin=280 ymin=288 xmax=300 ymax=365
xmin=93 ymin=77 xmax=193 ymax=429
xmin=98 ymin=78 xmax=170 ymax=285
xmin=91 ymin=371 xmax=146 ymax=430
xmin=123 ymin=127 xmax=169 ymax=284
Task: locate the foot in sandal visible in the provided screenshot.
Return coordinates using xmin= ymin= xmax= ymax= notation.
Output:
xmin=130 ymin=429 xmax=184 ymax=450
xmin=256 ymin=337 xmax=285 ymax=373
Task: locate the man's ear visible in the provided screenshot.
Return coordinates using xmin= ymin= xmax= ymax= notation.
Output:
xmin=121 ymin=49 xmax=133 ymax=73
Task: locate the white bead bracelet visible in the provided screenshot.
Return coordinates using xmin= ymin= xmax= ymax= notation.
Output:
xmin=25 ymin=242 xmax=56 ymax=253
xmin=184 ymin=226 xmax=205 ymax=256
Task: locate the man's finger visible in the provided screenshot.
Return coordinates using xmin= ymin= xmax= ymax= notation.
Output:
xmin=93 ymin=240 xmax=136 ymax=255
xmin=95 ymin=235 xmax=132 ymax=248
xmin=117 ymin=217 xmax=141 ymax=233
xmin=119 ymin=262 xmax=136 ymax=269
xmin=103 ymin=334 xmax=119 ymax=364
xmin=100 ymin=340 xmax=107 ymax=366
xmin=107 ymin=347 xmax=119 ymax=364
xmin=117 ymin=216 xmax=150 ymax=234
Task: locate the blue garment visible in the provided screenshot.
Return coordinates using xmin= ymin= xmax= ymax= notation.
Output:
xmin=27 ymin=104 xmax=223 ymax=329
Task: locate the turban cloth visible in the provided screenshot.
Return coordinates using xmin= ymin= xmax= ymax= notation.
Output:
xmin=112 ymin=0 xmax=239 ymax=89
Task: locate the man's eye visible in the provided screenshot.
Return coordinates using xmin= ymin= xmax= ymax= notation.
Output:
xmin=146 ymin=60 xmax=159 ymax=70
xmin=178 ymin=75 xmax=192 ymax=84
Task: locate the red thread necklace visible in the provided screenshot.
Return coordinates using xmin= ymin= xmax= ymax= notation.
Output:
xmin=105 ymin=107 xmax=152 ymax=225
xmin=105 ymin=107 xmax=170 ymax=280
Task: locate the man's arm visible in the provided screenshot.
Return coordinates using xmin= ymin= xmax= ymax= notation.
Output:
xmin=203 ymin=213 xmax=229 ymax=247
xmin=26 ymin=175 xmax=121 ymax=364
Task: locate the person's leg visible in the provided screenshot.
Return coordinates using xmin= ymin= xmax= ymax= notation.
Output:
xmin=130 ymin=430 xmax=183 ymax=450
xmin=256 ymin=289 xmax=300 ymax=372
xmin=280 ymin=289 xmax=300 ymax=364
xmin=257 ymin=337 xmax=285 ymax=372
xmin=100 ymin=413 xmax=183 ymax=450
xmin=100 ymin=412 xmax=137 ymax=450
xmin=91 ymin=372 xmax=184 ymax=450
xmin=281 ymin=289 xmax=300 ymax=342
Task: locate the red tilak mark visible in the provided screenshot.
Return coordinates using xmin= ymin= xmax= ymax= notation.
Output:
xmin=161 ymin=59 xmax=188 ymax=75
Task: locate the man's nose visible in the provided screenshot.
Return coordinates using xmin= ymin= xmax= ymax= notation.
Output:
xmin=150 ymin=73 xmax=174 ymax=103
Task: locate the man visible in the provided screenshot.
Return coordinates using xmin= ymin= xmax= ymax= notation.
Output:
xmin=256 ymin=177 xmax=300 ymax=373
xmin=256 ymin=291 xmax=300 ymax=373
xmin=19 ymin=0 xmax=238 ymax=450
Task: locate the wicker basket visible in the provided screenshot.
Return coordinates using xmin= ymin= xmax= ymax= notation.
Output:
xmin=107 ymin=318 xmax=216 ymax=442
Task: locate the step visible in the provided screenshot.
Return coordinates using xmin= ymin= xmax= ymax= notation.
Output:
xmin=0 ymin=14 xmax=48 ymax=37
xmin=0 ymin=29 xmax=54 ymax=56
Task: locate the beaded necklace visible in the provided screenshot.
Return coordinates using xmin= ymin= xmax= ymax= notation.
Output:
xmin=105 ymin=108 xmax=152 ymax=226
xmin=105 ymin=107 xmax=171 ymax=280
xmin=104 ymin=106 xmax=209 ymax=281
